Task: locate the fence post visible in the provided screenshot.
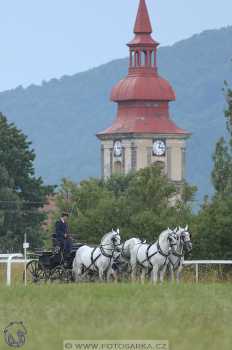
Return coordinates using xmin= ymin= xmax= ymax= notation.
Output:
xmin=6 ymin=255 xmax=13 ymax=286
xmin=195 ymin=263 xmax=199 ymax=283
xmin=23 ymin=234 xmax=29 ymax=287
xmin=6 ymin=254 xmax=23 ymax=286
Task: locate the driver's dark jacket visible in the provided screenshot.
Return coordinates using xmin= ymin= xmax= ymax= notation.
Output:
xmin=55 ymin=219 xmax=68 ymax=242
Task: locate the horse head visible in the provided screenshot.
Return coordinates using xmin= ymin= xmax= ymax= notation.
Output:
xmin=178 ymin=226 xmax=192 ymax=253
xmin=111 ymin=229 xmax=121 ymax=251
xmin=159 ymin=228 xmax=178 ymax=255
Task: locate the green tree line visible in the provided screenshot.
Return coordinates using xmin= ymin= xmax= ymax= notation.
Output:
xmin=0 ymin=113 xmax=53 ymax=252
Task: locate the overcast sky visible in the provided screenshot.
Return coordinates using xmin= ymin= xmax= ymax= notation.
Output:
xmin=0 ymin=0 xmax=231 ymax=92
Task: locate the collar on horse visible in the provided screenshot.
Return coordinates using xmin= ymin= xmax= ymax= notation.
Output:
xmin=168 ymin=238 xmax=184 ymax=268
xmin=157 ymin=241 xmax=170 ymax=258
xmin=137 ymin=238 xmax=171 ymax=268
xmin=82 ymin=241 xmax=118 ymax=275
xmin=100 ymin=245 xmax=115 ymax=259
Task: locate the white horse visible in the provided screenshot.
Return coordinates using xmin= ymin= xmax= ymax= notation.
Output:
xmin=110 ymin=237 xmax=144 ymax=281
xmin=130 ymin=228 xmax=178 ymax=284
xmin=168 ymin=226 xmax=192 ymax=282
xmin=121 ymin=237 xmax=144 ymax=262
xmin=72 ymin=229 xmax=121 ymax=282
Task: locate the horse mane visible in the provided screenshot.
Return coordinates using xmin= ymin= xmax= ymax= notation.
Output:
xmin=159 ymin=229 xmax=171 ymax=242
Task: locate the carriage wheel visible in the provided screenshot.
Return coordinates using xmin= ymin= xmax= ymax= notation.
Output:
xmin=23 ymin=260 xmax=45 ymax=284
xmin=50 ymin=266 xmax=70 ymax=283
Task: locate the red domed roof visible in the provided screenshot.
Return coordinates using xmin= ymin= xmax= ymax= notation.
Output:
xmin=111 ymin=75 xmax=176 ymax=102
xmin=98 ymin=114 xmax=189 ymax=136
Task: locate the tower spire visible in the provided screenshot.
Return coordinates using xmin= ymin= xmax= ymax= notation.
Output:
xmin=97 ymin=0 xmax=190 ymax=182
xmin=134 ymin=0 xmax=152 ymax=34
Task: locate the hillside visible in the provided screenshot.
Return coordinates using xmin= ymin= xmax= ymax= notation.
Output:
xmin=0 ymin=26 xmax=232 ymax=203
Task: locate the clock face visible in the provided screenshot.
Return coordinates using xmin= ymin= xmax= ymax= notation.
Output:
xmin=153 ymin=140 xmax=166 ymax=156
xmin=114 ymin=141 xmax=122 ymax=157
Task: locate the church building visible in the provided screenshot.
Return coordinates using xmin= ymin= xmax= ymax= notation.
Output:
xmin=97 ymin=0 xmax=190 ymax=185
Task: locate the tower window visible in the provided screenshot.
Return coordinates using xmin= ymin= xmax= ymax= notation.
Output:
xmin=151 ymin=50 xmax=156 ymax=66
xmin=114 ymin=161 xmax=122 ymax=175
xmin=101 ymin=145 xmax=104 ymax=179
xmin=135 ymin=51 xmax=140 ymax=67
xmin=131 ymin=51 xmax=136 ymax=67
xmin=131 ymin=145 xmax=137 ymax=171
xmin=140 ymin=51 xmax=147 ymax=66
xmin=147 ymin=147 xmax=152 ymax=165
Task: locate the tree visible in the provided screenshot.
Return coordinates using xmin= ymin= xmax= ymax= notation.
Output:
xmin=53 ymin=164 xmax=196 ymax=245
xmin=212 ymin=84 xmax=232 ymax=195
xmin=193 ymin=84 xmax=232 ymax=259
xmin=0 ymin=113 xmax=53 ymax=251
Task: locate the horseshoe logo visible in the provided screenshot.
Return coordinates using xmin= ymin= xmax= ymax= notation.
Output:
xmin=3 ymin=321 xmax=27 ymax=348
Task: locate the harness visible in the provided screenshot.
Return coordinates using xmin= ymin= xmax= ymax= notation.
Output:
xmin=168 ymin=237 xmax=185 ymax=269
xmin=137 ymin=236 xmax=176 ymax=269
xmin=120 ymin=242 xmax=128 ymax=259
xmin=82 ymin=241 xmax=119 ymax=274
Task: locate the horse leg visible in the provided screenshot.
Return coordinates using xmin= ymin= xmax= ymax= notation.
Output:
xmin=140 ymin=268 xmax=146 ymax=284
xmin=111 ymin=268 xmax=118 ymax=283
xmin=160 ymin=264 xmax=167 ymax=283
xmin=151 ymin=265 xmax=159 ymax=284
xmin=98 ymin=268 xmax=105 ymax=282
xmin=131 ymin=263 xmax=137 ymax=282
xmin=72 ymin=257 xmax=81 ymax=282
xmin=73 ymin=265 xmax=83 ymax=282
xmin=176 ymin=264 xmax=183 ymax=283
xmin=106 ymin=267 xmax=115 ymax=283
xmin=169 ymin=264 xmax=175 ymax=283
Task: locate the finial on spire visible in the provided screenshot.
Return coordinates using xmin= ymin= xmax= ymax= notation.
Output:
xmin=134 ymin=0 xmax=152 ymax=34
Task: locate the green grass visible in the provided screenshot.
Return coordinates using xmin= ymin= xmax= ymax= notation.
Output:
xmin=0 ymin=283 xmax=231 ymax=350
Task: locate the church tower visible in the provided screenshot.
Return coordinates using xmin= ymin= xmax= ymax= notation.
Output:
xmin=97 ymin=0 xmax=190 ymax=184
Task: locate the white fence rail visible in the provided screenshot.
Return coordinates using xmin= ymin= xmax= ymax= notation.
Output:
xmin=183 ymin=260 xmax=232 ymax=283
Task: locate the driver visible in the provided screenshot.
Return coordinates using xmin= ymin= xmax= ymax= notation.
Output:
xmin=55 ymin=212 xmax=72 ymax=255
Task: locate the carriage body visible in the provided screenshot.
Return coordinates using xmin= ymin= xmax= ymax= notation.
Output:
xmin=25 ymin=243 xmax=82 ymax=283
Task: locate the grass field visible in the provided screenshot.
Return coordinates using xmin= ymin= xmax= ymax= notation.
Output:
xmin=0 ymin=283 xmax=231 ymax=350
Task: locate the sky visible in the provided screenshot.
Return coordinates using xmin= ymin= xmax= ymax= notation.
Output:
xmin=0 ymin=0 xmax=232 ymax=92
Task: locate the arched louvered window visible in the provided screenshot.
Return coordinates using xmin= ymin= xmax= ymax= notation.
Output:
xmin=135 ymin=51 xmax=140 ymax=67
xmin=140 ymin=51 xmax=147 ymax=66
xmin=131 ymin=51 xmax=136 ymax=67
xmin=151 ymin=50 xmax=155 ymax=67
xmin=114 ymin=161 xmax=122 ymax=175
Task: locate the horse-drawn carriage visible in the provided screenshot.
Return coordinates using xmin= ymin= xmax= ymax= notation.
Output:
xmin=24 ymin=227 xmax=192 ymax=284
xmin=24 ymin=243 xmax=82 ymax=283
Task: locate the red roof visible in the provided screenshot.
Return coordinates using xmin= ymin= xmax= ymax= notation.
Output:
xmin=134 ymin=0 xmax=152 ymax=34
xmin=97 ymin=0 xmax=190 ymax=139
xmin=98 ymin=115 xmax=189 ymax=136
xmin=128 ymin=34 xmax=158 ymax=46
xmin=111 ymin=75 xmax=176 ymax=102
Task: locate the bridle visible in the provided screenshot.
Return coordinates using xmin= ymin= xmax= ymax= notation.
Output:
xmin=168 ymin=230 xmax=192 ymax=267
xmin=180 ymin=231 xmax=192 ymax=252
xmin=100 ymin=235 xmax=121 ymax=259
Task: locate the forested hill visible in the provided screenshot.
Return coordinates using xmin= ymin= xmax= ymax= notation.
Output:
xmin=0 ymin=26 xmax=232 ymax=202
